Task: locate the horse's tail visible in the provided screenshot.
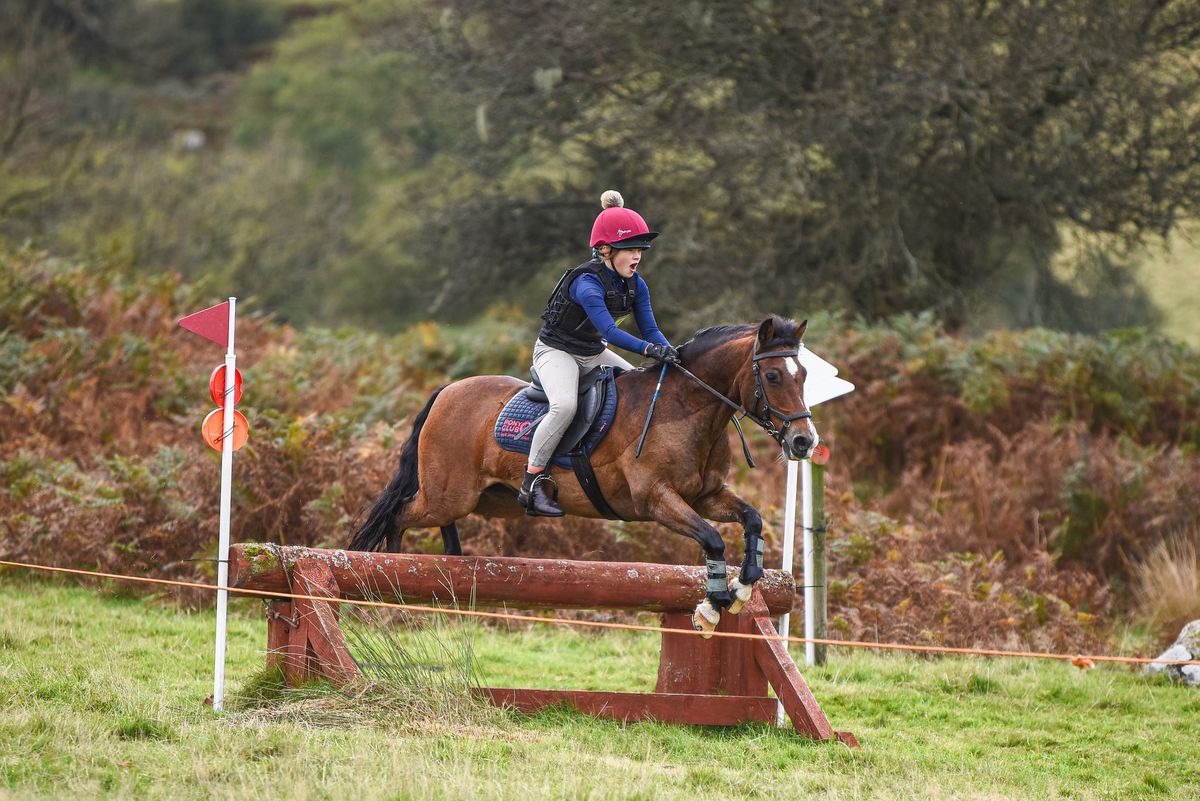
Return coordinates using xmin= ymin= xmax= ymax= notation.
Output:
xmin=348 ymin=385 xmax=447 ymax=552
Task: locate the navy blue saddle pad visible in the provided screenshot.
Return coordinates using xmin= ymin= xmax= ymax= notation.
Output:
xmin=494 ymin=366 xmax=619 ymax=468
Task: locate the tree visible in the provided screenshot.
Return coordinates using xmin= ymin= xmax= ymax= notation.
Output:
xmin=390 ymin=0 xmax=1200 ymax=330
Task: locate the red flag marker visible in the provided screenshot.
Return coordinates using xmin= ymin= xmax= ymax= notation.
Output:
xmin=179 ymin=301 xmax=230 ymax=347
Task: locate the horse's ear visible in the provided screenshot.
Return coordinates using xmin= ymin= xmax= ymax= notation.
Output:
xmin=757 ymin=317 xmax=775 ymax=344
xmin=796 ymin=319 xmax=808 ymax=340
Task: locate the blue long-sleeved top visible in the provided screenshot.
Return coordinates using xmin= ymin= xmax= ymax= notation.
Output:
xmin=570 ymin=269 xmax=671 ymax=354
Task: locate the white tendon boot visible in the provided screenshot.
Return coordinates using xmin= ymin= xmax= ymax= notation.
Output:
xmin=727 ymin=577 xmax=754 ymax=615
xmin=691 ymin=599 xmax=721 ymax=638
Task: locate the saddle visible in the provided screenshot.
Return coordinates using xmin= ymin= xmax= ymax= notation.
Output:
xmin=493 ymin=366 xmax=622 ymax=518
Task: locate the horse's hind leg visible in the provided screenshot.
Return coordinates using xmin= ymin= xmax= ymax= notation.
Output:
xmin=389 ymin=476 xmax=484 ymax=554
xmin=441 ymin=524 xmax=462 ymax=556
xmin=694 ymin=489 xmax=764 ymax=615
xmin=386 ymin=530 xmax=403 ymax=552
xmin=437 ymin=484 xmax=525 ymax=556
xmin=383 ymin=524 xmax=460 ymax=555
xmin=646 ymin=488 xmax=735 ymax=638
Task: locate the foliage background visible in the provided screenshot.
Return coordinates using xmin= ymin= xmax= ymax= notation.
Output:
xmin=3 ymin=254 xmax=1197 ymax=655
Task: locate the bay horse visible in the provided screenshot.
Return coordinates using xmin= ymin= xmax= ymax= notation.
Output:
xmin=348 ymin=316 xmax=818 ymax=634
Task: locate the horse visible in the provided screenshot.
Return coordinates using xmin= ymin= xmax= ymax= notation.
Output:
xmin=348 ymin=316 xmax=819 ymax=634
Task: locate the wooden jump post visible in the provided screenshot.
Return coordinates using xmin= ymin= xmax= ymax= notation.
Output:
xmin=228 ymin=543 xmax=856 ymax=745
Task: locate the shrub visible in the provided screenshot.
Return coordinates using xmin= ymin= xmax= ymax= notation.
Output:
xmin=1133 ymin=529 xmax=1200 ymax=644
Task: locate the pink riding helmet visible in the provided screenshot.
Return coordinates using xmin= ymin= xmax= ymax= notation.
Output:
xmin=589 ymin=191 xmax=659 ymax=249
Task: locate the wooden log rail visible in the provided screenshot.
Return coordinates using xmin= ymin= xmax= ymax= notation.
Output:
xmin=228 ymin=544 xmax=797 ymax=615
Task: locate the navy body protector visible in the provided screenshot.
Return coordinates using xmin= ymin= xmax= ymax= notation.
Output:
xmin=537 ymin=259 xmax=636 ymax=356
xmin=493 ymin=366 xmax=623 ymax=519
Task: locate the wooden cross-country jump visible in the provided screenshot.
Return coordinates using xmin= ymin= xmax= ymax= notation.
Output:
xmin=228 ymin=543 xmax=856 ymax=745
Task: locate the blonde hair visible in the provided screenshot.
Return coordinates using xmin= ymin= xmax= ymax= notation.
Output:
xmin=600 ymin=189 xmax=624 ymax=209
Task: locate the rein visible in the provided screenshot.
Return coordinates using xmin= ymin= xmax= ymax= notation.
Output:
xmin=644 ymin=344 xmax=812 ymax=468
xmin=671 ymin=362 xmax=760 ymax=467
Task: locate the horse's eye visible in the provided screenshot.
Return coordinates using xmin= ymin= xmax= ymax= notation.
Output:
xmin=765 ymin=371 xmax=781 ymax=384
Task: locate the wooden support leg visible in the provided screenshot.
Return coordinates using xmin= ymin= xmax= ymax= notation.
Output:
xmin=266 ymin=600 xmax=294 ymax=673
xmin=656 ymin=609 xmax=767 ymax=698
xmin=658 ymin=589 xmax=858 ymax=745
xmin=751 ymin=611 xmax=857 ymax=746
xmin=286 ymin=602 xmax=315 ymax=684
xmin=265 ymin=558 xmax=362 ymax=687
xmin=292 ymin=558 xmax=361 ymax=685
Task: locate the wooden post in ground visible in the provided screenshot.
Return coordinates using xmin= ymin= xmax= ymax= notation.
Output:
xmin=264 ymin=558 xmax=362 ymax=687
xmin=813 ymin=462 xmax=828 ymax=666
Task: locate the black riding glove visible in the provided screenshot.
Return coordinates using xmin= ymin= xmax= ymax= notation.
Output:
xmin=645 ymin=343 xmax=681 ymax=364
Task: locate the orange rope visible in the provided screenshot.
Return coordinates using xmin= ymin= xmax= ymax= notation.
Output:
xmin=1 ymin=558 xmax=1197 ymax=668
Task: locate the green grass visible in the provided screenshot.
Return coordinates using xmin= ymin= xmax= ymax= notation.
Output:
xmin=1 ymin=577 xmax=1198 ymax=800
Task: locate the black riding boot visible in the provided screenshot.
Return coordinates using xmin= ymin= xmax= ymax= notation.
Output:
xmin=518 ymin=469 xmax=564 ymax=517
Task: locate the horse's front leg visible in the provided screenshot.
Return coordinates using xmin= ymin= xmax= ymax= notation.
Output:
xmin=693 ymin=488 xmax=763 ymax=616
xmin=645 ymin=487 xmax=735 ymax=638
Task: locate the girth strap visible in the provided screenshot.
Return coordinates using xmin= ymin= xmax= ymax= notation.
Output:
xmin=569 ymin=449 xmax=622 ymax=520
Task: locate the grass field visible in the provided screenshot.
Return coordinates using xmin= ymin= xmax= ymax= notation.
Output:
xmin=1 ymin=578 xmax=1198 ymax=801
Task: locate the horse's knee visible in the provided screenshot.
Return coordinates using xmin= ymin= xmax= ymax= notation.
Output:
xmin=692 ymin=524 xmax=725 ymax=561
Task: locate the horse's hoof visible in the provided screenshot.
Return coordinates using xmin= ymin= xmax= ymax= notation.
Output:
xmin=692 ymin=601 xmax=720 ymax=639
xmin=727 ymin=578 xmax=753 ymax=615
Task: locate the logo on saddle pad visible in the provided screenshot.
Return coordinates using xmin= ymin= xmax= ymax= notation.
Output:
xmin=493 ymin=368 xmax=619 ymax=469
xmin=499 ymin=418 xmax=535 ymax=440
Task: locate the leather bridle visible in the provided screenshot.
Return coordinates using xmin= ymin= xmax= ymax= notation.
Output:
xmin=749 ymin=345 xmax=813 ymax=444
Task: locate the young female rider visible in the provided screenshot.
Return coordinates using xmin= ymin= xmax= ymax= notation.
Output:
xmin=518 ymin=190 xmax=681 ymax=516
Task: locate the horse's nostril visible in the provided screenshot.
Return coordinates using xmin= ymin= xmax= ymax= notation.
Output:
xmin=791 ymin=434 xmax=812 ymax=455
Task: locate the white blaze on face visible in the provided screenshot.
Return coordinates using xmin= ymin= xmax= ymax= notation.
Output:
xmin=787 ymin=356 xmax=820 ymax=451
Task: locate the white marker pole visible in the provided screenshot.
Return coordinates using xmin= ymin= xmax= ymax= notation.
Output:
xmin=212 ymin=297 xmax=236 ymax=712
xmin=776 ymin=457 xmax=800 ymax=727
xmin=802 ymin=457 xmax=815 ymax=668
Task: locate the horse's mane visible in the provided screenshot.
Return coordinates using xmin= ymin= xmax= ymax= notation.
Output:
xmin=676 ymin=315 xmax=803 ymax=366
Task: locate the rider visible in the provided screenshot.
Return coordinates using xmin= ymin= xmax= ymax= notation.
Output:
xmin=518 ymin=190 xmax=681 ymax=516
